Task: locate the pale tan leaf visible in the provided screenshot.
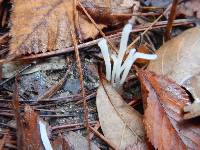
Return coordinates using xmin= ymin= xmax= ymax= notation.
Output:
xmin=148 ymin=27 xmax=200 ymax=102
xmin=96 ymin=81 xmax=147 ymax=150
xmin=138 ymin=69 xmax=200 ymax=150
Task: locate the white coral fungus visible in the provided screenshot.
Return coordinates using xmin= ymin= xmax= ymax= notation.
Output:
xmin=98 ymin=23 xmax=157 ymax=87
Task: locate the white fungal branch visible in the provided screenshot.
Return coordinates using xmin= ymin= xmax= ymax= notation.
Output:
xmin=39 ymin=120 xmax=53 ymax=150
xmin=98 ymin=23 xmax=157 ymax=87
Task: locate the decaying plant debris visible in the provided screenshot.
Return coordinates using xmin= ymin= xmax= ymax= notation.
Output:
xmin=0 ymin=0 xmax=200 ymax=150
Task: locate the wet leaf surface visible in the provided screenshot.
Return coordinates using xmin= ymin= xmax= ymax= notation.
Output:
xmin=137 ymin=69 xmax=200 ymax=150
xmin=148 ymin=27 xmax=200 ymax=103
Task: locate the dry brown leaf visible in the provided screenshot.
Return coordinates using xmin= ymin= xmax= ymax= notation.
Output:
xmin=148 ymin=27 xmax=200 ymax=103
xmin=65 ymin=131 xmax=100 ymax=150
xmin=137 ymin=69 xmax=200 ymax=150
xmin=10 ymin=0 xmax=106 ymax=57
xmin=96 ymin=80 xmax=147 ymax=150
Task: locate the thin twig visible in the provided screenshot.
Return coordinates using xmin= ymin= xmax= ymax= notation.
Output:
xmin=52 ymin=121 xmax=97 ymax=131
xmin=89 ymin=121 xmax=100 ymax=140
xmin=75 ymin=91 xmax=96 ymax=104
xmin=69 ymin=5 xmax=91 ymax=148
xmin=0 ymin=32 xmax=9 ymax=43
xmin=0 ymin=19 xmax=191 ymax=65
xmin=13 ymin=18 xmax=193 ymax=62
xmin=125 ymin=3 xmax=173 ymax=53
xmin=165 ymin=0 xmax=179 ymax=41
xmin=37 ymin=67 xmax=69 ymax=101
xmin=89 ymin=126 xmax=118 ymax=150
xmin=128 ymin=99 xmax=140 ymax=107
xmin=0 ymin=112 xmax=74 ymax=118
xmin=78 ymin=1 xmax=118 ymax=53
xmin=112 ymin=12 xmax=161 ymax=17
xmin=73 ymin=0 xmax=83 ymax=41
xmin=0 ymin=62 xmax=35 ymax=86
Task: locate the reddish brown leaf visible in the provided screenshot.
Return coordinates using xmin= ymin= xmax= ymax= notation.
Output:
xmin=0 ymin=134 xmax=6 ymax=149
xmin=137 ymin=69 xmax=200 ymax=150
xmin=13 ymin=104 xmax=45 ymax=150
xmin=77 ymin=0 xmax=132 ymax=26
xmin=12 ymin=80 xmax=47 ymax=150
xmin=52 ymin=134 xmax=71 ymax=150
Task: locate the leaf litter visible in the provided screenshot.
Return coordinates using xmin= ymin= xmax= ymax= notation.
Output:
xmin=0 ymin=0 xmax=200 ymax=149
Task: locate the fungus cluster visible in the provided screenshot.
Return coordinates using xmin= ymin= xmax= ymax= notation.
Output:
xmin=98 ymin=23 xmax=157 ymax=88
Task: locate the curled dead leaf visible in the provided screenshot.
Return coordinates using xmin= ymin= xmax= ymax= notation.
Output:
xmin=96 ymin=80 xmax=147 ymax=150
xmin=137 ymin=69 xmax=200 ymax=150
